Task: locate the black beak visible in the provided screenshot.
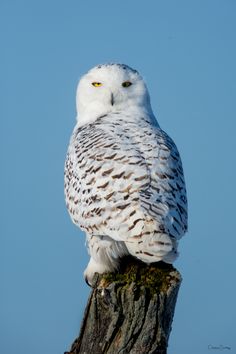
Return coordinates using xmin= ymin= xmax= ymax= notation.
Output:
xmin=111 ymin=93 xmax=114 ymax=106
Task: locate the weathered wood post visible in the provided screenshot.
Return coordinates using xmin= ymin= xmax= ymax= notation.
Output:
xmin=65 ymin=256 xmax=181 ymax=354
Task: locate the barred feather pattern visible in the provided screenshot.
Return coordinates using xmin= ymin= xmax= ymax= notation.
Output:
xmin=64 ymin=112 xmax=187 ymax=274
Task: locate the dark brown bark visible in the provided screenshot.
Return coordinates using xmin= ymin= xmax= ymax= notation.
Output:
xmin=65 ymin=257 xmax=181 ymax=354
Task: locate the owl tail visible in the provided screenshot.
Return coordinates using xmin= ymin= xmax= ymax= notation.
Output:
xmin=125 ymin=231 xmax=179 ymax=264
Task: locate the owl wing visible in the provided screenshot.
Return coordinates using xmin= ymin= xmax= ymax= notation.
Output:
xmin=138 ymin=127 xmax=188 ymax=240
xmin=64 ymin=120 xmax=150 ymax=240
xmin=64 ymin=120 xmax=187 ymax=242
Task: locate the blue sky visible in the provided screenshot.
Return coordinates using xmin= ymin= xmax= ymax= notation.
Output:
xmin=1 ymin=1 xmax=236 ymax=353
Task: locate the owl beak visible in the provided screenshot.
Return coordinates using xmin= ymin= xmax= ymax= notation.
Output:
xmin=111 ymin=93 xmax=114 ymax=106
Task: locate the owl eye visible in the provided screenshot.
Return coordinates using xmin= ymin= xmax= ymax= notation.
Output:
xmin=122 ymin=81 xmax=132 ymax=88
xmin=92 ymin=82 xmax=102 ymax=87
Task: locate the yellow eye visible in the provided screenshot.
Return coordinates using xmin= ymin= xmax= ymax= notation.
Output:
xmin=92 ymin=82 xmax=102 ymax=87
xmin=122 ymin=81 xmax=132 ymax=88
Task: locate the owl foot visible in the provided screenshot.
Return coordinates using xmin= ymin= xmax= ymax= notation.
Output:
xmin=84 ymin=257 xmax=115 ymax=286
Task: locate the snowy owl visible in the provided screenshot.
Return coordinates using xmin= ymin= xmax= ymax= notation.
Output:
xmin=64 ymin=63 xmax=187 ymax=285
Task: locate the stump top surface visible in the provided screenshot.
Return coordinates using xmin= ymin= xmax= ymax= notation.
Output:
xmin=95 ymin=256 xmax=181 ymax=295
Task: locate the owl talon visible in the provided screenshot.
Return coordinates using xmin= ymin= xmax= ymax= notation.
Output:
xmin=84 ymin=275 xmax=91 ymax=287
xmin=84 ymin=257 xmax=113 ymax=287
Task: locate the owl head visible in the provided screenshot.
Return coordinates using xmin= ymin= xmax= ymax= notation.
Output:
xmin=76 ymin=63 xmax=154 ymax=125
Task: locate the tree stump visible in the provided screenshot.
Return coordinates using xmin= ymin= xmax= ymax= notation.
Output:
xmin=65 ymin=256 xmax=182 ymax=354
